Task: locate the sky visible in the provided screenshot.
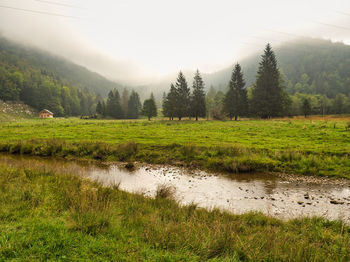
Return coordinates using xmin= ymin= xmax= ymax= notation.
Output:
xmin=0 ymin=0 xmax=350 ymax=85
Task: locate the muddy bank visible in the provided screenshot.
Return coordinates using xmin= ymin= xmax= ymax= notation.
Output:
xmin=1 ymin=154 xmax=349 ymax=223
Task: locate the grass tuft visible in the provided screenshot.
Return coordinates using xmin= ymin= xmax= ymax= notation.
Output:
xmin=155 ymin=183 xmax=176 ymax=200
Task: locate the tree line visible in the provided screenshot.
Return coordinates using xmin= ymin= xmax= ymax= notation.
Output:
xmin=162 ymin=44 xmax=291 ymax=120
xmin=0 ymin=67 xmax=98 ymax=116
xmin=96 ymin=89 xmax=157 ymax=120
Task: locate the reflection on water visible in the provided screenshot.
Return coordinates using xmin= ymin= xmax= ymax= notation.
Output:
xmin=1 ymin=154 xmax=349 ymax=222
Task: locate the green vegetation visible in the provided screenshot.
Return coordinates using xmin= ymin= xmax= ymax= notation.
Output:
xmin=0 ymin=118 xmax=349 ymax=178
xmin=142 ymin=93 xmax=157 ymax=121
xmin=0 ymin=37 xmax=123 ymax=116
xmin=190 ymin=69 xmax=206 ymax=121
xmin=205 ymin=38 xmax=350 ymax=116
xmin=0 ymin=164 xmax=349 ymax=261
xmin=223 ymin=63 xmax=248 ymax=120
xmin=209 ymin=38 xmax=350 ymax=98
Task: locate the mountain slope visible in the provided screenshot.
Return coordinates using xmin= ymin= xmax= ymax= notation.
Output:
xmin=204 ymin=38 xmax=350 ymax=98
xmin=0 ymin=37 xmax=123 ymax=97
xmin=0 ymin=37 xmax=127 ymax=116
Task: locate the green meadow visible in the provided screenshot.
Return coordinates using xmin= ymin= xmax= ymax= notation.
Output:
xmin=0 ymin=165 xmax=349 ymax=261
xmin=0 ymin=117 xmax=349 ymax=178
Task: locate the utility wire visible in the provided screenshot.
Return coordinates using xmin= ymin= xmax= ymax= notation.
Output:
xmin=332 ymin=10 xmax=350 ymax=17
xmin=309 ymin=20 xmax=350 ymax=31
xmin=33 ymin=0 xmax=87 ymax=10
xmin=0 ymin=4 xmax=82 ymax=19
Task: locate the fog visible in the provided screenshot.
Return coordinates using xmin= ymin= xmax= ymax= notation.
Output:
xmin=1 ymin=0 xmax=350 ymax=85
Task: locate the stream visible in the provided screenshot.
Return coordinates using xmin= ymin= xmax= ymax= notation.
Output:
xmin=1 ymin=154 xmax=349 ymax=222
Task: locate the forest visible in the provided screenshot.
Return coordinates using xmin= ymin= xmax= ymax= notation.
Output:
xmin=0 ymin=37 xmax=122 ymax=116
xmin=1 ymin=36 xmax=350 ymax=118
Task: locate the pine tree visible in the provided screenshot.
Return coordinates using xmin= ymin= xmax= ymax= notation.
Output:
xmin=252 ymin=44 xmax=288 ymax=118
xmin=223 ymin=63 xmax=248 ymax=120
xmin=96 ymin=100 xmax=103 ymax=115
xmin=162 ymin=92 xmax=169 ymax=119
xmin=302 ymin=98 xmax=311 ymax=117
xmin=190 ymin=69 xmax=206 ymax=121
xmin=142 ymin=93 xmax=157 ymax=120
xmin=106 ymin=89 xmax=123 ymax=119
xmin=127 ymin=90 xmax=141 ymax=119
xmin=102 ymin=101 xmax=106 ymax=116
xmin=175 ymin=71 xmax=190 ymax=120
xmin=163 ymin=84 xmax=177 ymax=120
xmin=121 ymin=88 xmax=129 ymax=119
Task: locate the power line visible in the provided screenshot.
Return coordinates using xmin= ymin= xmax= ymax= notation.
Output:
xmin=332 ymin=10 xmax=350 ymax=17
xmin=0 ymin=4 xmax=82 ymax=19
xmin=33 ymin=0 xmax=87 ymax=10
xmin=309 ymin=20 xmax=350 ymax=31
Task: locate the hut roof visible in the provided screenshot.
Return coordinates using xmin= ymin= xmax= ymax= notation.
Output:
xmin=40 ymin=109 xmax=54 ymax=115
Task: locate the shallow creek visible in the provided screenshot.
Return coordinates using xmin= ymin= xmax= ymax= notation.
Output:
xmin=1 ymin=154 xmax=349 ymax=222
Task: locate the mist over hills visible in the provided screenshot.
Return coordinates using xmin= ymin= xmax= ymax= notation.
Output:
xmin=0 ymin=37 xmax=124 ymax=97
xmin=144 ymin=38 xmax=350 ymax=101
xmin=203 ymin=38 xmax=350 ymax=98
xmin=1 ymin=35 xmax=350 ymax=113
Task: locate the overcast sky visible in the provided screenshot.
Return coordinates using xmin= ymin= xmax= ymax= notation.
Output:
xmin=1 ymin=0 xmax=350 ymax=84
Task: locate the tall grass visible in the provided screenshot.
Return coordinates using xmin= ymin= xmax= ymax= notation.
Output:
xmin=0 ymin=164 xmax=349 ymax=261
xmin=0 ymin=137 xmax=349 ymax=179
xmin=0 ymin=118 xmax=349 ymax=178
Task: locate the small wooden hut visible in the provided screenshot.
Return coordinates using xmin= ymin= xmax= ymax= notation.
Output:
xmin=39 ymin=109 xmax=53 ymax=118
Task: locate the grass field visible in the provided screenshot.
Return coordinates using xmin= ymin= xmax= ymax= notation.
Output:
xmin=0 ymin=164 xmax=349 ymax=261
xmin=1 ymin=117 xmax=349 ymax=178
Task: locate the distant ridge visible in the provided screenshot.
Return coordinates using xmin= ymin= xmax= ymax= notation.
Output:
xmin=204 ymin=38 xmax=350 ymax=98
xmin=0 ymin=37 xmax=123 ymax=97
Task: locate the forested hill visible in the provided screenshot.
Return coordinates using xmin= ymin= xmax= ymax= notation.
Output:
xmin=205 ymin=38 xmax=350 ymax=98
xmin=0 ymin=37 xmax=122 ymax=96
xmin=0 ymin=36 xmax=124 ymax=116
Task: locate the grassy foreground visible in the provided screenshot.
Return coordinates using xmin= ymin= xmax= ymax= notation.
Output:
xmin=0 ymin=164 xmax=349 ymax=261
xmin=0 ymin=117 xmax=349 ymax=178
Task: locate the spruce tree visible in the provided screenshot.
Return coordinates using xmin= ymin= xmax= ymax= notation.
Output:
xmin=302 ymin=98 xmax=311 ymax=117
xmin=252 ymin=44 xmax=287 ymax=118
xmin=106 ymin=90 xmax=114 ymax=117
xmin=174 ymin=71 xmax=190 ymax=120
xmin=223 ymin=63 xmax=248 ymax=120
xmin=96 ymin=100 xmax=103 ymax=115
xmin=142 ymin=93 xmax=157 ymax=120
xmin=127 ymin=90 xmax=141 ymax=119
xmin=191 ymin=69 xmax=206 ymax=121
xmin=102 ymin=101 xmax=106 ymax=117
xmin=121 ymin=88 xmax=129 ymax=119
xmin=162 ymin=92 xmax=170 ymax=119
xmin=163 ymin=84 xmax=177 ymax=120
xmin=106 ymin=89 xmax=123 ymax=119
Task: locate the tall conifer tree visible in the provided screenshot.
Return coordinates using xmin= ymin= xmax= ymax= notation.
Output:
xmin=106 ymin=89 xmax=123 ymax=119
xmin=175 ymin=71 xmax=190 ymax=120
xmin=223 ymin=63 xmax=248 ymax=120
xmin=121 ymin=88 xmax=130 ymax=119
xmin=252 ymin=44 xmax=286 ymax=118
xmin=163 ymin=84 xmax=177 ymax=120
xmin=127 ymin=90 xmax=141 ymax=119
xmin=142 ymin=93 xmax=157 ymax=120
xmin=190 ymin=69 xmax=206 ymax=121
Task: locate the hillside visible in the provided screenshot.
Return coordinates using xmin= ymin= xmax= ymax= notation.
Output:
xmin=0 ymin=37 xmax=123 ymax=96
xmin=204 ymin=38 xmax=350 ymax=98
xmin=0 ymin=37 xmax=125 ymax=116
xmin=0 ymin=100 xmax=35 ymax=121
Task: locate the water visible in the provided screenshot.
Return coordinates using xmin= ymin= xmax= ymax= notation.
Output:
xmin=1 ymin=154 xmax=349 ymax=222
